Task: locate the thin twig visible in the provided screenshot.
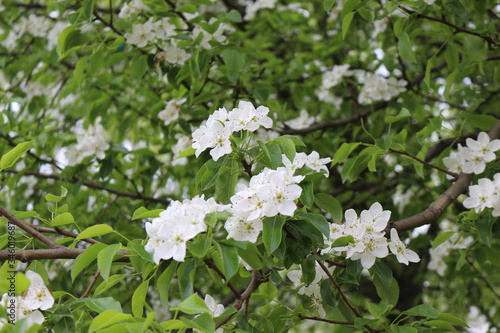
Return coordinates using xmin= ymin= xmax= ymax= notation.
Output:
xmin=205 ymin=259 xmax=242 ymax=299
xmin=298 ymin=314 xmax=353 ymax=325
xmin=389 ymin=148 xmax=458 ymax=178
xmin=81 ymin=270 xmax=101 ymax=298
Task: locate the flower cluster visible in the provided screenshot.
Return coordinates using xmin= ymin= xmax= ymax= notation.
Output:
xmin=443 ymin=132 xmax=500 ymax=177
xmin=327 ymin=202 xmax=419 ymax=269
xmin=287 ymin=263 xmax=334 ymax=316
xmin=124 ymin=17 xmax=177 ymax=48
xmin=0 ymin=271 xmax=54 ymax=329
xmin=65 ymin=120 xmax=110 ymax=166
xmin=144 ymin=195 xmax=228 ymax=263
xmin=463 ymin=174 xmax=500 ymax=216
xmin=157 ymin=98 xmax=186 ymax=126
xmin=226 ymin=152 xmax=331 ymax=242
xmin=357 ymin=72 xmax=407 ymax=105
xmin=192 ymin=101 xmax=273 ymax=161
xmin=283 ymin=110 xmax=317 ymax=130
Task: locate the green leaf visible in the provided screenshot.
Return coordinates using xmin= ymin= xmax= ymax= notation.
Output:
xmin=341 ymin=0 xmax=360 ymax=17
xmin=225 ymin=9 xmax=243 ymax=22
xmin=262 ymin=216 xmax=286 ymax=254
xmin=72 ymin=243 xmax=108 ymax=281
xmin=476 ymin=216 xmax=494 ymax=246
xmin=94 ymin=274 xmax=131 ymax=295
xmin=178 ymin=146 xmax=196 ymax=158
xmin=77 ymin=224 xmax=113 ymax=240
xmin=314 ymin=193 xmax=343 ymax=224
xmin=385 ymin=108 xmax=411 ymax=123
xmin=97 ymin=244 xmax=122 ymax=282
xmin=299 ymin=182 xmax=314 ymax=207
xmin=332 ymin=142 xmax=360 ymax=166
xmin=425 ymin=320 xmax=457 ymax=331
xmin=131 ymin=54 xmax=149 ymax=79
xmin=132 ymin=206 xmax=164 ymax=220
xmin=436 ymin=313 xmax=469 ymax=327
xmin=221 ymin=48 xmax=245 ymax=83
xmin=330 ymin=235 xmax=354 ymax=248
xmin=188 ymin=234 xmax=212 ymax=258
xmin=324 ymin=0 xmax=336 ymax=12
xmin=89 ymin=310 xmax=132 ymax=333
xmin=172 ymin=293 xmax=210 ymax=314
xmin=0 ymin=141 xmax=32 ymax=171
xmin=215 ymin=157 xmax=239 ymax=204
xmin=51 ymin=212 xmax=75 ymax=227
xmin=467 ymin=114 xmax=499 ymax=131
xmin=371 ymin=263 xmax=399 ymax=305
xmin=398 ymin=32 xmax=417 ymax=63
xmin=432 ymin=231 xmax=455 ymax=249
xmin=402 ymin=304 xmax=439 ymax=318
xmin=158 ymin=262 xmax=178 ymax=306
xmin=218 ymin=242 xmax=239 ymax=280
xmin=296 ymin=212 xmax=329 ymax=238
xmin=389 ymin=325 xmax=417 ymax=333
xmin=131 ymin=280 xmax=149 ymax=317
xmin=342 ymin=12 xmax=355 ymax=40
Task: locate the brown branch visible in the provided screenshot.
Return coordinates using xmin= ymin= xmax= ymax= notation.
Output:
xmin=30 ymin=224 xmax=100 ymax=245
xmin=315 ymin=259 xmax=361 ymax=318
xmin=164 ymin=0 xmax=194 ymax=31
xmin=387 ymin=121 xmax=500 ymax=233
xmin=325 ymin=259 xmax=347 ymax=268
xmin=280 ymin=102 xmax=388 ymax=135
xmin=216 ymin=270 xmax=261 ymax=329
xmin=297 ymin=314 xmax=353 ymax=325
xmin=205 ymin=259 xmax=241 ymax=299
xmin=0 ymin=206 xmax=61 ymax=249
xmin=0 ymin=248 xmax=130 ymax=262
xmin=389 ymin=148 xmax=458 ymax=178
xmin=81 ymin=270 xmax=101 ymax=298
xmin=93 ymin=10 xmax=122 ymax=36
xmin=7 ymin=170 xmax=171 ymax=205
xmin=401 ymin=6 xmax=499 ymax=47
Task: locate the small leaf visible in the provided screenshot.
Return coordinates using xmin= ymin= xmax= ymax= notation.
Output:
xmin=98 ymin=244 xmax=122 ymax=282
xmin=314 ymin=193 xmax=343 ymax=224
xmin=171 ymin=294 xmax=210 ymax=314
xmin=51 ymin=212 xmax=75 ymax=227
xmin=385 ymin=108 xmax=411 ymax=123
xmin=0 ymin=141 xmax=32 ymax=171
xmin=262 ymin=216 xmax=286 ymax=254
xmin=342 ymin=12 xmax=355 ymax=40
xmin=77 ymin=224 xmax=114 ymax=240
xmin=132 ymin=206 xmax=164 ymax=220
xmin=432 ymin=231 xmax=455 ymax=249
xmin=72 ymin=243 xmax=108 ymax=281
xmin=178 ymin=146 xmax=196 ymax=158
xmin=131 ymin=280 xmax=149 ymax=317
xmin=402 ymin=304 xmax=439 ymax=318
xmin=398 ymin=32 xmax=417 ymax=63
xmin=324 ymin=0 xmax=336 ymax=12
xmin=88 ymin=310 xmax=132 ymax=333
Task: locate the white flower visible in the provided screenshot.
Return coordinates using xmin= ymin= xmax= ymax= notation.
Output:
xmin=225 ymin=209 xmax=263 ymax=242
xmin=158 ymin=98 xmax=185 ymax=125
xmin=388 ymin=229 xmax=420 ymax=265
xmin=125 ymin=21 xmax=156 ymax=48
xmin=1 ymin=295 xmax=45 ymax=328
xmin=23 ymin=271 xmax=54 ymax=311
xmin=359 ymin=202 xmax=391 ymax=235
xmin=322 ymin=64 xmax=351 ymax=89
xmin=350 ymin=234 xmax=389 ymax=269
xmin=204 ymin=294 xmax=225 ymax=318
xmin=305 ymin=151 xmax=332 ymax=177
xmin=283 ymin=110 xmax=316 ymax=130
xmin=463 ymin=178 xmax=495 ymax=213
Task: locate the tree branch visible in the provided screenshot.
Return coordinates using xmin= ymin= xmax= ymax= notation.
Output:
xmin=0 ymin=206 xmax=61 ymax=249
xmin=387 ymin=120 xmax=500 ymax=233
xmin=389 ymin=148 xmax=458 ymax=178
xmin=7 ymin=170 xmax=171 ymax=205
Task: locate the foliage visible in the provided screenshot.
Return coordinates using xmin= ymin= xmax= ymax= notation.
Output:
xmin=0 ymin=0 xmax=499 ymax=332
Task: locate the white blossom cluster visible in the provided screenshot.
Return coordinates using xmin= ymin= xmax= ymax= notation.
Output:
xmin=119 ymin=0 xmax=150 ymax=18
xmin=192 ymin=101 xmax=273 ymax=161
xmin=357 ymin=72 xmax=407 ymax=105
xmin=144 ymin=195 xmax=228 ymax=263
xmin=244 ymin=0 xmax=278 ymax=20
xmin=287 ymin=263 xmax=334 ymax=316
xmin=428 ymin=222 xmax=473 ymax=276
xmin=65 ymin=120 xmax=110 ymax=166
xmin=327 ymin=202 xmax=420 ymax=269
xmin=463 ymin=174 xmax=500 ymax=216
xmin=124 ymin=17 xmax=178 ymax=48
xmin=192 ymin=18 xmax=232 ymax=50
xmin=226 ymin=152 xmax=332 ymax=242
xmin=0 ymin=271 xmax=54 ymax=329
xmin=157 ymin=98 xmax=186 ymax=126
xmin=283 ymin=110 xmax=317 ymax=130
xmin=443 ymin=132 xmax=500 ymax=177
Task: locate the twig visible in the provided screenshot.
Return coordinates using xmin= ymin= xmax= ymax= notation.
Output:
xmin=325 ymin=259 xmax=347 ymax=268
xmin=205 ymin=259 xmax=241 ymax=299
xmin=6 ymin=170 xmax=171 ymax=205
xmin=164 ymin=0 xmax=194 ymax=31
xmin=389 ymin=148 xmax=458 ymax=178
xmin=81 ymin=270 xmax=101 ymax=298
xmin=93 ymin=10 xmax=122 ymax=36
xmin=400 ymin=6 xmax=499 ymax=47
xmin=466 ymin=258 xmax=500 ymax=303
xmin=0 ymin=248 xmax=130 ymax=262
xmin=297 ymin=314 xmax=353 ymax=325
xmin=0 ymin=206 xmax=61 ymax=249
xmin=387 ymin=121 xmax=500 ymax=233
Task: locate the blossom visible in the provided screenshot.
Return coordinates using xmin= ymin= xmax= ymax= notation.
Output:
xmin=204 ymin=294 xmax=225 ymax=318
xmin=463 ymin=178 xmax=495 ymax=213
xmin=157 ymin=98 xmax=185 ymax=126
xmin=388 ymin=229 xmax=420 ymax=265
xmin=125 ymin=20 xmax=156 ymax=48
xmin=23 ymin=271 xmax=54 ymax=311
xmin=283 ymin=110 xmax=316 ymax=130
xmin=225 ymin=210 xmax=263 ymax=242
xmin=305 ymin=151 xmax=332 ymax=177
